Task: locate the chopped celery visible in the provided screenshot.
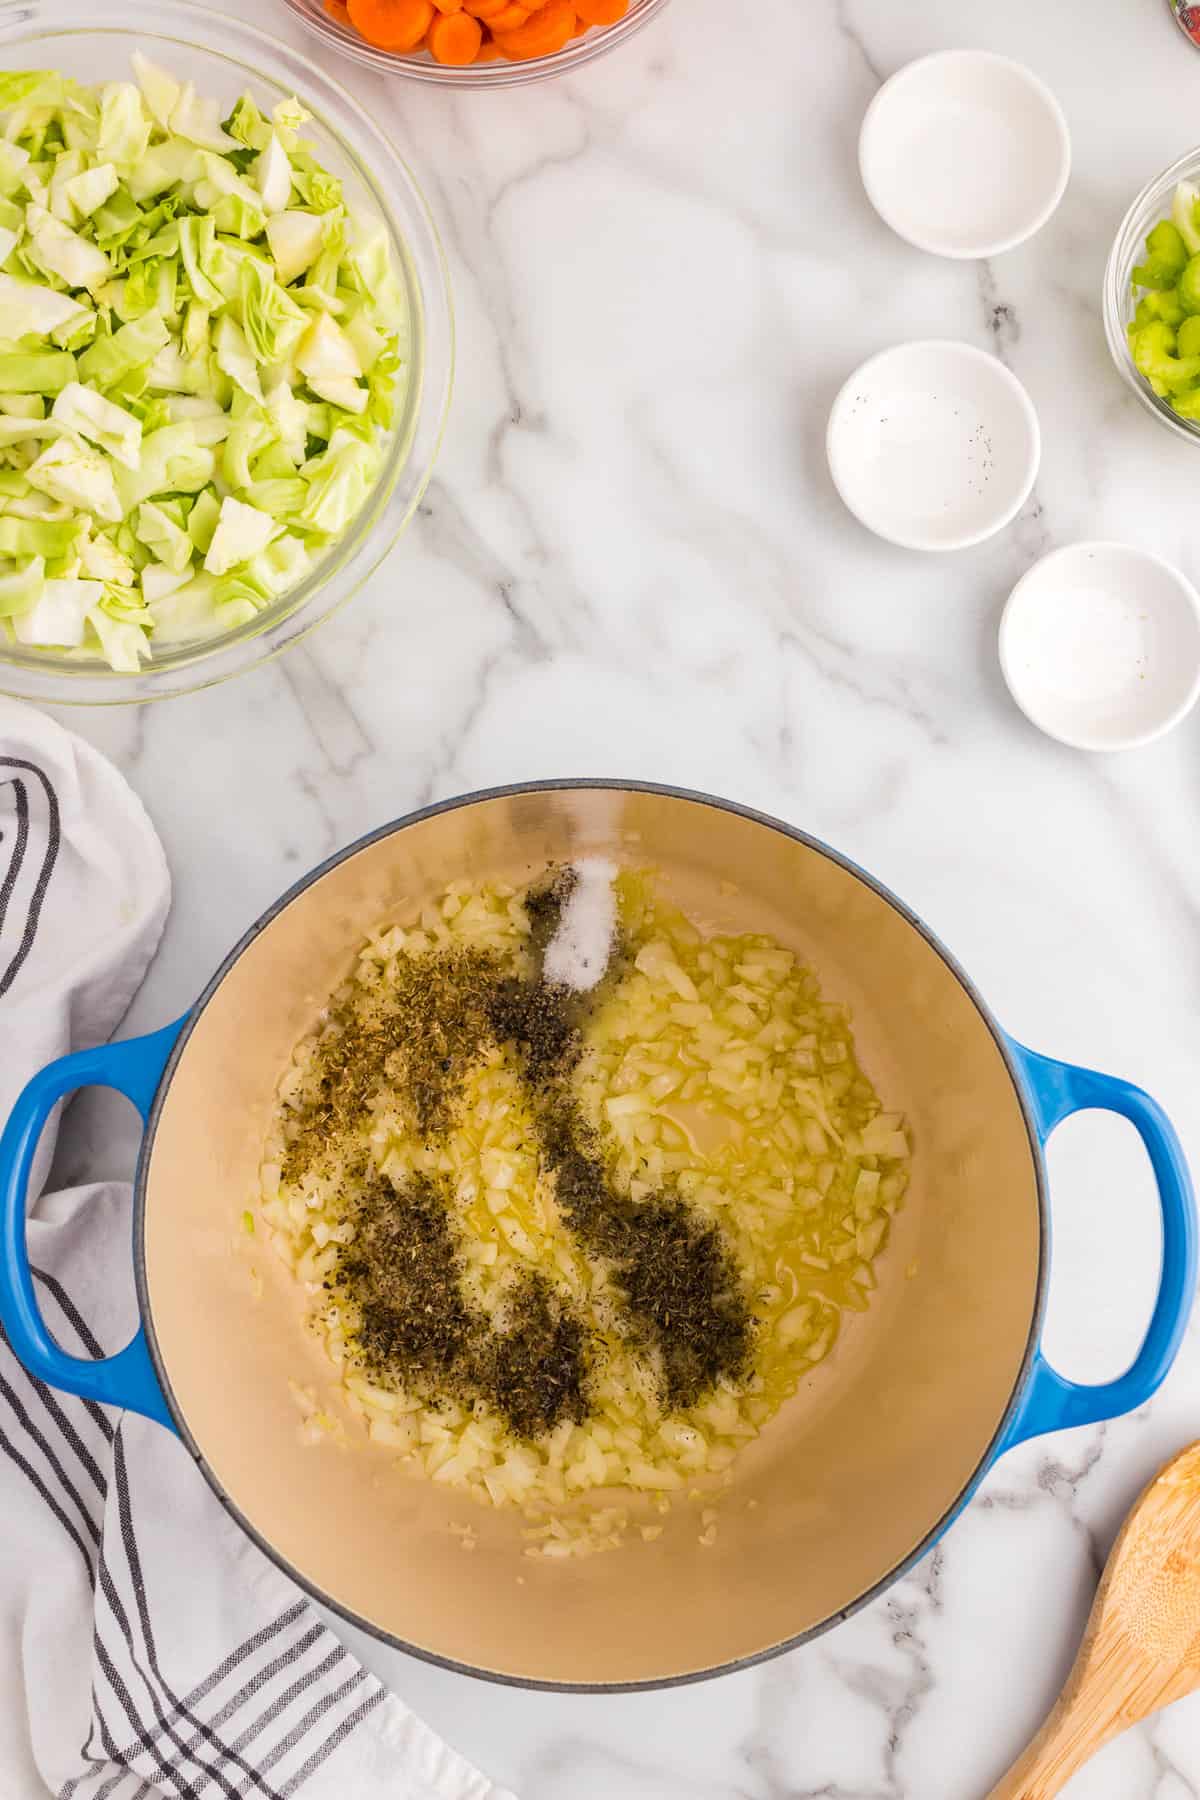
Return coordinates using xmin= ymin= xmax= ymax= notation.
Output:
xmin=1134 ymin=288 xmax=1185 ymax=328
xmin=1174 ymin=182 xmax=1200 ymax=256
xmin=1132 ymin=219 xmax=1188 ymax=288
xmin=1181 ymin=254 xmax=1200 ymax=315
xmin=1131 ymin=321 xmax=1200 ymax=394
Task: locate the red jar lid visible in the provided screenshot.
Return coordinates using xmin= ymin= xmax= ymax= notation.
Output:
xmin=1170 ymin=1 xmax=1200 ymax=46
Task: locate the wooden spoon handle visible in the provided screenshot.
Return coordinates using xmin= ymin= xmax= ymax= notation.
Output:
xmin=986 ymin=1700 xmax=1122 ymax=1800
xmin=987 ymin=1741 xmax=1080 ymax=1800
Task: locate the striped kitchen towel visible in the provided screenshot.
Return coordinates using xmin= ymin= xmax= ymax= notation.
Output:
xmin=0 ymin=700 xmax=516 ymax=1800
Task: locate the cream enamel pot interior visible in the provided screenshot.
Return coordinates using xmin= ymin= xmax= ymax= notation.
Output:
xmin=0 ymin=783 xmax=1194 ymax=1690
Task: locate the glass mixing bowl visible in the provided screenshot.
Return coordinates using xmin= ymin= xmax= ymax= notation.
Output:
xmin=281 ymin=0 xmax=672 ymax=88
xmin=1104 ymin=146 xmax=1200 ymax=448
xmin=0 ymin=0 xmax=454 ymax=705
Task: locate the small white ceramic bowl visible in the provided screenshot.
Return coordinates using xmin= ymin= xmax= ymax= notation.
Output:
xmin=826 ymin=340 xmax=1041 ymax=552
xmin=859 ymin=50 xmax=1071 ymax=259
xmin=999 ymin=542 xmax=1200 ymax=751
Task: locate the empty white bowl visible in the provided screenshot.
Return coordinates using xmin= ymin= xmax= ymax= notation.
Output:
xmin=826 ymin=340 xmax=1041 ymax=552
xmin=999 ymin=542 xmax=1200 ymax=751
xmin=859 ymin=50 xmax=1071 ymax=259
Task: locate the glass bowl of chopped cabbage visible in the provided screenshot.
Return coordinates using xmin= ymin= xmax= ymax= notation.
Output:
xmin=1104 ymin=148 xmax=1200 ymax=446
xmin=0 ymin=0 xmax=453 ymax=703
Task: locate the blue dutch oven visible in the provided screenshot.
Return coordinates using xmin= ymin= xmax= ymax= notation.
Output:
xmin=0 ymin=782 xmax=1195 ymax=1689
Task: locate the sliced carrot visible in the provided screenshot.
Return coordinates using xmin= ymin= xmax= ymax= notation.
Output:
xmin=464 ymin=0 xmax=507 ymax=16
xmin=324 ymin=0 xmax=353 ymax=22
xmin=431 ymin=0 xmax=465 ymax=11
xmin=427 ymin=9 xmax=483 ymax=59
xmin=347 ymin=0 xmax=434 ymax=49
xmin=486 ymin=3 xmax=529 ymax=27
xmin=493 ymin=0 xmax=575 ymax=57
xmin=574 ymin=0 xmax=625 ymax=21
xmin=475 ymin=35 xmax=504 ymax=56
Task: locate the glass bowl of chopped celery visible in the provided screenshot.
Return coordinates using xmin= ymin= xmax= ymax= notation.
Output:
xmin=0 ymin=0 xmax=453 ymax=704
xmin=1104 ymin=148 xmax=1200 ymax=445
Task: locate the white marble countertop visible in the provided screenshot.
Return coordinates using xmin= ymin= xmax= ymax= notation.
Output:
xmin=45 ymin=0 xmax=1200 ymax=1792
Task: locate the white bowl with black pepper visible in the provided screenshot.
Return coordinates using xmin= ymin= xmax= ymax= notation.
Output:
xmin=827 ymin=339 xmax=1042 ymax=551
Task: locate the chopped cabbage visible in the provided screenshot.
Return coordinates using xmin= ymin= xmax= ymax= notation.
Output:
xmin=0 ymin=272 xmax=88 ymax=339
xmin=136 ymin=499 xmax=193 ymax=572
xmin=63 ymin=162 xmax=119 ymax=220
xmin=140 ymin=560 xmax=191 ymax=604
xmin=27 ymin=437 xmax=122 ymax=521
xmin=149 ymin=570 xmax=256 ymax=643
xmin=131 ymin=53 xmax=180 ymax=133
xmin=204 ymin=494 xmax=278 ymax=574
xmin=126 ymin=139 xmax=200 ymax=203
xmin=214 ymin=313 xmax=263 ymax=402
xmin=187 ymin=489 xmax=221 ymax=554
xmin=254 ymin=135 xmax=292 ymax=215
xmin=0 ymin=514 xmax=80 ymax=558
xmin=296 ymin=310 xmax=361 ymax=384
xmin=97 ymin=83 xmax=151 ymax=168
xmin=0 ymin=142 xmax=30 ymax=199
xmin=0 ymin=55 xmax=406 ymax=669
xmin=77 ymin=310 xmax=169 ymax=388
xmin=51 ymin=382 xmax=141 ymax=469
xmin=26 ymin=205 xmax=111 ymax=292
xmin=265 ymin=209 xmax=324 ymax=284
xmin=226 ymin=93 xmax=270 ymax=155
xmin=297 ymin=439 xmax=380 ymax=535
xmin=88 ymin=602 xmax=150 ymax=670
xmin=169 ymin=82 xmax=236 ymax=153
xmin=0 ymin=554 xmax=44 ymax=618
xmin=78 ymin=528 xmax=134 ymax=585
xmin=240 ymin=259 xmax=307 ymax=365
xmin=12 ymin=576 xmax=100 ymax=647
xmin=0 ymin=348 xmax=77 ymax=394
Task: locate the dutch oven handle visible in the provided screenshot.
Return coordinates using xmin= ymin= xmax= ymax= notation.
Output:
xmin=999 ymin=1041 xmax=1198 ymax=1452
xmin=4 ymin=1024 xmax=1193 ymax=1449
xmin=0 ymin=1021 xmax=187 ymax=1431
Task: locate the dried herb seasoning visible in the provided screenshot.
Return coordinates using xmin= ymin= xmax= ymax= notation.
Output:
xmin=523 ymin=863 xmax=578 ymax=963
xmin=483 ymin=865 xmax=618 ymax=1089
xmin=470 ymin=1278 xmax=589 ymax=1442
xmin=538 ymin=1099 xmax=751 ymax=1409
xmin=282 ymin=944 xmax=504 ymax=1182
xmin=338 ymin=1170 xmax=470 ymax=1385
xmin=335 ymin=1170 xmax=589 ymax=1438
xmin=298 ymin=865 xmax=753 ymax=1438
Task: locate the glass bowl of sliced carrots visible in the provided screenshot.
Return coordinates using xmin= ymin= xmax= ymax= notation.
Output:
xmin=281 ymin=0 xmax=671 ymax=84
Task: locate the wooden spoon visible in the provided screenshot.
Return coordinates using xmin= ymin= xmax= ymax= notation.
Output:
xmin=988 ymin=1441 xmax=1200 ymax=1798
